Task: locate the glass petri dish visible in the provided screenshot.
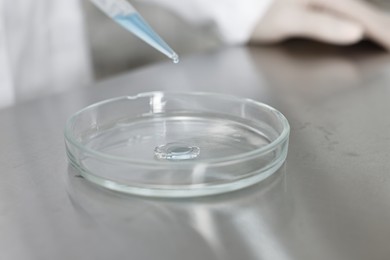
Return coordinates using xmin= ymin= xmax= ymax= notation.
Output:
xmin=65 ymin=92 xmax=290 ymax=197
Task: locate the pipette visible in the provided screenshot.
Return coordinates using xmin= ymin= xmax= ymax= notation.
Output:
xmin=90 ymin=0 xmax=179 ymax=63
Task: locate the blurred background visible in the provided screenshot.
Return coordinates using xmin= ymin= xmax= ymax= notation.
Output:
xmin=81 ymin=0 xmax=390 ymax=79
xmin=2 ymin=0 xmax=390 ymax=108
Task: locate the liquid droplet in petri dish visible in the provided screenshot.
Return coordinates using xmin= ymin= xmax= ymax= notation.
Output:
xmin=154 ymin=142 xmax=200 ymax=160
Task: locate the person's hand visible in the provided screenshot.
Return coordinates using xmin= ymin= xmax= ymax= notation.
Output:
xmin=251 ymin=0 xmax=390 ymax=50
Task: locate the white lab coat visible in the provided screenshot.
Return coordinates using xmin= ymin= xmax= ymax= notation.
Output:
xmin=0 ymin=0 xmax=92 ymax=108
xmin=0 ymin=0 xmax=272 ymax=108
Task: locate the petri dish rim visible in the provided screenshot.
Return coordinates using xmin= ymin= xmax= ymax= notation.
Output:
xmin=64 ymin=91 xmax=290 ymax=166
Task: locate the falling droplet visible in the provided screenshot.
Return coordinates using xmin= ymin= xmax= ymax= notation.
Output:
xmin=171 ymin=53 xmax=179 ymax=64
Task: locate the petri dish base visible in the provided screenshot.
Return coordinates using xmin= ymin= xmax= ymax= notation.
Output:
xmin=65 ymin=92 xmax=289 ymax=197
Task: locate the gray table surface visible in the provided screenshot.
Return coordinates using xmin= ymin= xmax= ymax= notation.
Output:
xmin=1 ymin=43 xmax=390 ymax=260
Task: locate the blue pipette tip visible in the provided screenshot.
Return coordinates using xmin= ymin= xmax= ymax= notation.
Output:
xmin=91 ymin=0 xmax=179 ymax=63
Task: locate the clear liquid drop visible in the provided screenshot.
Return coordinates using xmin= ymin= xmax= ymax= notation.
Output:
xmin=154 ymin=142 xmax=200 ymax=160
xmin=171 ymin=53 xmax=179 ymax=64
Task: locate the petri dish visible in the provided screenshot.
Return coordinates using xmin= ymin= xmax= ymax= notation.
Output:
xmin=64 ymin=92 xmax=290 ymax=197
